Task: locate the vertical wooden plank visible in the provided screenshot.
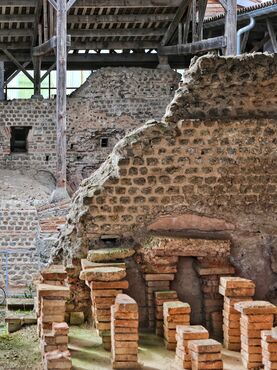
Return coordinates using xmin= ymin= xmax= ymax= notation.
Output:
xmin=192 ymin=0 xmax=197 ymax=42
xmin=241 ymin=31 xmax=249 ymax=53
xmin=197 ymin=0 xmax=208 ymax=41
xmin=53 ymin=0 xmax=68 ymax=200
xmin=43 ymin=0 xmax=49 ymax=42
xmin=33 ymin=57 xmax=42 ymax=97
xmin=178 ymin=22 xmax=182 ymax=45
xmin=266 ymin=18 xmax=277 ymax=53
xmin=0 ymin=61 xmax=5 ymax=100
xmin=49 ymin=3 xmax=54 ymax=38
xmin=183 ymin=2 xmax=192 ymax=44
xmin=225 ymin=0 xmax=237 ymax=55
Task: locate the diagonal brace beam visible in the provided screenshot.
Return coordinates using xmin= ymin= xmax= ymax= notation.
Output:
xmin=66 ymin=0 xmax=77 ymax=11
xmin=33 ymin=35 xmax=71 ymax=57
xmin=48 ymin=0 xmax=57 ymax=10
xmin=218 ymin=0 xmax=227 ymax=10
xmin=161 ymin=0 xmax=190 ymax=46
xmin=1 ymin=49 xmax=34 ymax=83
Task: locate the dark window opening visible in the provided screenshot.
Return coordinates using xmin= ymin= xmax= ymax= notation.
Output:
xmin=10 ymin=127 xmax=31 ymax=153
xmin=45 ymin=155 xmax=49 ymax=162
xmin=100 ymin=137 xmax=108 ymax=148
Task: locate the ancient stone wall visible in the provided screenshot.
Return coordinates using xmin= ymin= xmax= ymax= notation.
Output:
xmin=0 ymin=68 xmax=180 ymax=191
xmin=53 ymin=54 xmax=277 ymax=320
xmin=0 ymin=100 xmax=56 ymax=173
xmin=0 ymin=201 xmax=40 ymax=288
xmin=165 ymin=53 xmax=277 ymax=121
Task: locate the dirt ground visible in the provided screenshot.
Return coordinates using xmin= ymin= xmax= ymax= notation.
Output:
xmin=0 ymin=324 xmax=245 ymax=370
xmin=0 ymin=325 xmax=42 ymax=370
xmin=0 ymin=168 xmax=55 ymax=205
xmin=69 ymin=326 xmax=245 ymax=370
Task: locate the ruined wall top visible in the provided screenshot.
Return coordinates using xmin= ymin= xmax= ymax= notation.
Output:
xmin=52 ymin=53 xmax=277 ymax=264
xmin=71 ymin=67 xmax=180 ymax=99
xmin=164 ymin=53 xmax=277 ymax=122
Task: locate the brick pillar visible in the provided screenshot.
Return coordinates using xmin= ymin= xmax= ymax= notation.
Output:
xmin=66 ymin=259 xmax=91 ymax=323
xmin=42 ymin=322 xmax=69 ymax=354
xmin=154 ymin=290 xmax=178 ymax=336
xmin=41 ymin=264 xmax=67 ymax=286
xmin=235 ymin=301 xmax=277 ymax=369
xmin=219 ymin=276 xmax=255 ymax=351
xmin=144 ymin=273 xmax=174 ymax=328
xmin=79 ymin=263 xmax=129 ymax=351
xmin=188 ymin=339 xmax=223 ymax=370
xmin=111 ymin=294 xmax=140 ymax=369
xmin=37 ymin=265 xmax=70 ymax=337
xmin=175 ymin=325 xmax=209 ymax=369
xmin=163 ymin=301 xmax=191 ymax=351
xmin=194 ymin=259 xmax=235 ymax=336
xmin=36 ymin=264 xmax=72 ymax=370
xmin=261 ymin=328 xmax=277 ymax=370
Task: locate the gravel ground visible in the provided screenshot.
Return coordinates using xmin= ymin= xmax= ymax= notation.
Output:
xmin=0 ymin=325 xmax=42 ymax=370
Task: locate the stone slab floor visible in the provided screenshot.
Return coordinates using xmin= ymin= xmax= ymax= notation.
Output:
xmin=69 ymin=326 xmax=244 ymax=370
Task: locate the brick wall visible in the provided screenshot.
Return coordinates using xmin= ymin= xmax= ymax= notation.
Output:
xmin=0 ymin=100 xmax=56 ymax=173
xmin=0 ymin=201 xmax=40 ymax=289
xmin=53 ymin=54 xmax=277 ymax=316
xmin=0 ymin=68 xmax=180 ymax=191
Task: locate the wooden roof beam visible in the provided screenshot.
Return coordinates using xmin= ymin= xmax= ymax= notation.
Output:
xmin=0 ymin=29 xmax=33 ymax=37
xmin=70 ymin=40 xmax=160 ymax=50
xmin=0 ymin=15 xmax=35 ymax=22
xmin=70 ymin=28 xmax=166 ymax=38
xmin=0 ymin=42 xmax=31 ymax=49
xmin=70 ymin=0 xmax=182 ymax=8
xmin=160 ymin=0 xmax=190 ymax=46
xmin=68 ymin=13 xmax=175 ymax=23
xmin=159 ymin=35 xmax=226 ymax=54
xmin=0 ymin=1 xmax=36 ymax=6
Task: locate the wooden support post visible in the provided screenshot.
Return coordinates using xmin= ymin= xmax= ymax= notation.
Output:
xmin=157 ymin=55 xmax=170 ymax=70
xmin=32 ymin=57 xmax=42 ymax=98
xmin=43 ymin=0 xmax=49 ymax=42
xmin=0 ymin=61 xmax=5 ymax=100
xmin=197 ymin=0 xmax=208 ymax=41
xmin=266 ymin=18 xmax=277 ymax=53
xmin=192 ymin=0 xmax=197 ymax=42
xmin=50 ymin=0 xmax=69 ymax=202
xmin=224 ymin=0 xmax=237 ymax=55
xmin=178 ymin=22 xmax=182 ymax=45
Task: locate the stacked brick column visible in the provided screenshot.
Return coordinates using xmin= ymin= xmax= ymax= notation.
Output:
xmin=44 ymin=350 xmax=72 ymax=370
xmin=194 ymin=259 xmax=235 ymax=336
xmin=261 ymin=329 xmax=277 ymax=370
xmin=66 ymin=258 xmax=91 ymax=322
xmin=79 ymin=260 xmax=129 ymax=351
xmin=37 ymin=265 xmax=70 ymax=336
xmin=188 ymin=339 xmax=223 ymax=370
xmin=175 ymin=325 xmax=209 ymax=369
xmin=36 ymin=265 xmax=72 ymax=370
xmin=111 ymin=294 xmax=140 ymax=369
xmin=235 ymin=301 xmax=277 ymax=369
xmin=154 ymin=290 xmax=178 ymax=336
xmin=219 ymin=276 xmax=255 ymax=351
xmin=144 ymin=273 xmax=175 ymax=329
xmin=163 ymin=301 xmax=191 ymax=351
